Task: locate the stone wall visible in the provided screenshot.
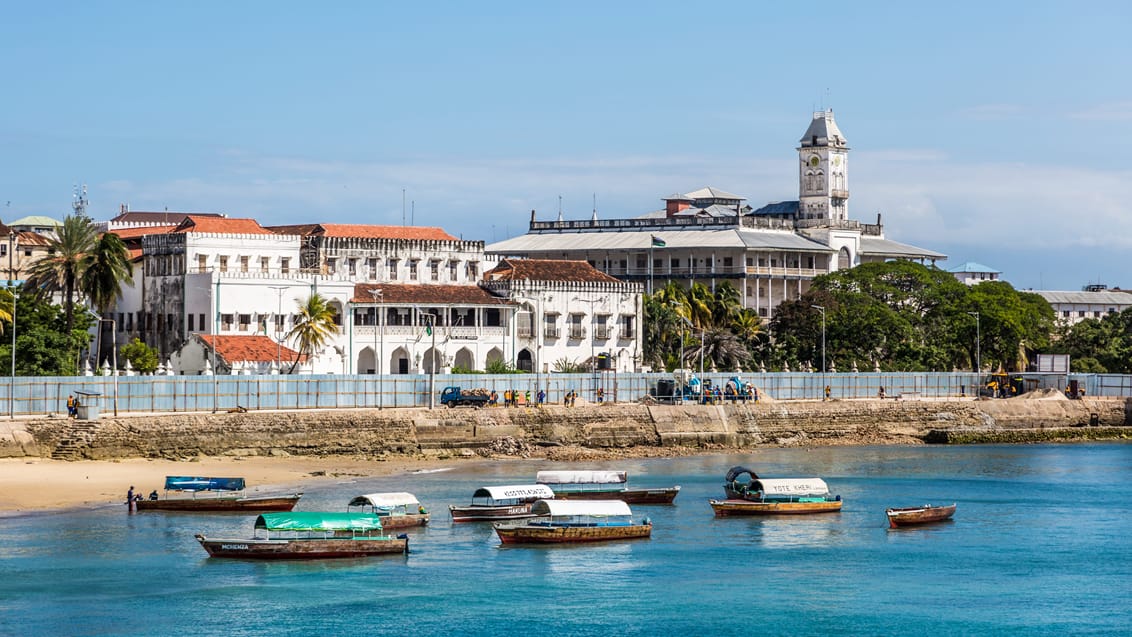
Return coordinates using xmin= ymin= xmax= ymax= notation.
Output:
xmin=3 ymin=396 xmax=1128 ymax=460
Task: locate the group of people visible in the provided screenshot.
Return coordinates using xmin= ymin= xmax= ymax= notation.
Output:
xmin=124 ymin=486 xmax=159 ymax=510
xmin=65 ymin=395 xmax=82 ymax=418
xmin=493 ymin=389 xmax=549 ymax=407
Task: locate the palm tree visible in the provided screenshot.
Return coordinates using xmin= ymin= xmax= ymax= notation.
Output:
xmin=284 ymin=293 xmax=337 ymax=373
xmin=25 ymin=215 xmax=98 ymax=335
xmin=0 ymin=288 xmax=12 ymax=329
xmin=81 ymin=232 xmax=134 ymax=365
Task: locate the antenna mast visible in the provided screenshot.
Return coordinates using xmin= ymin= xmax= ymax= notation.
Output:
xmin=72 ymin=184 xmax=89 ymax=219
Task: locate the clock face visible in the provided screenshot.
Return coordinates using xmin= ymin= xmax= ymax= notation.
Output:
xmin=832 ymin=156 xmax=842 ymax=167
xmin=808 ymin=155 xmax=820 ymax=167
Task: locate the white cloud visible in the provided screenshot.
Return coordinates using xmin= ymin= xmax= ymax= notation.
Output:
xmin=1068 ymin=101 xmax=1132 ymax=121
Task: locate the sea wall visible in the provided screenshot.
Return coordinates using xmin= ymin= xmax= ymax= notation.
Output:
xmin=2 ymin=397 xmax=1128 ymax=461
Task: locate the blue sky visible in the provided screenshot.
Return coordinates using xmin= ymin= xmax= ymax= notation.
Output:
xmin=2 ymin=2 xmax=1130 ymax=290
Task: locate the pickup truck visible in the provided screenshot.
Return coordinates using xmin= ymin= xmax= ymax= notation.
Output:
xmin=439 ymin=386 xmax=490 ymax=408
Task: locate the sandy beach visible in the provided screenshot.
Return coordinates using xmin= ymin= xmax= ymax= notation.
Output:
xmin=0 ymin=455 xmax=447 ymax=515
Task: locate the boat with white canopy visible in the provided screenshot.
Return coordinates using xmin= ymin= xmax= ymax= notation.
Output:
xmin=448 ymin=484 xmax=556 ymax=522
xmin=710 ymin=467 xmax=842 ymax=515
xmin=347 ymin=492 xmax=429 ymax=528
xmin=493 ymin=499 xmax=652 ymax=544
xmin=536 ymin=470 xmax=679 ymax=504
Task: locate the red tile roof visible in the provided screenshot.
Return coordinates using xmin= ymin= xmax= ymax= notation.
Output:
xmin=351 ymin=283 xmax=511 ymax=305
xmin=110 ymin=225 xmax=178 ymax=240
xmin=485 ymin=258 xmax=622 ymax=283
xmin=266 ymin=223 xmax=458 ymax=241
xmin=174 ymin=216 xmax=273 ymax=235
xmin=12 ymin=231 xmax=51 ymax=247
xmin=198 ymin=334 xmax=307 ymax=364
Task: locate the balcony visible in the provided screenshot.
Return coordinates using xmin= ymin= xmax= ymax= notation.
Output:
xmin=593 ymin=326 xmax=611 ymax=340
xmin=568 ymin=326 xmax=586 ymax=340
xmin=518 ymin=327 xmax=533 ymax=338
xmin=544 ymin=327 xmax=560 ymax=339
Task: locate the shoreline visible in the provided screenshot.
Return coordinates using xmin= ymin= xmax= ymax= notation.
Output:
xmin=0 ymin=454 xmax=455 ymax=517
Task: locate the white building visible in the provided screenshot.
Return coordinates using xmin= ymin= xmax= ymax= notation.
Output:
xmin=948 ymin=261 xmax=1002 ymax=286
xmin=481 ymin=258 xmax=643 ymax=373
xmin=1034 ymin=288 xmax=1132 ymax=326
xmin=108 ymin=217 xmax=639 ymax=375
xmin=485 ymin=110 xmax=945 ymax=318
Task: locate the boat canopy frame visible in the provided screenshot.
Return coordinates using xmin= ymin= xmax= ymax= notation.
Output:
xmin=470 ymin=485 xmax=555 ymax=505
xmin=347 ymin=492 xmax=421 ymax=510
xmin=536 ymin=470 xmax=627 ymax=485
xmin=164 ymin=476 xmax=246 ymax=492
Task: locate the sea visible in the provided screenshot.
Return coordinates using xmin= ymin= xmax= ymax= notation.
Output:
xmin=2 ymin=443 xmax=1130 ymax=637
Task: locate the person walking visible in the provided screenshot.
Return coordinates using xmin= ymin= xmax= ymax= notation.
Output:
xmin=824 ymin=385 xmax=831 ymax=401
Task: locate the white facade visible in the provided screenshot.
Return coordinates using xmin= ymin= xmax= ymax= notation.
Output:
xmin=485 ymin=110 xmax=945 ymax=319
xmin=1035 ymin=290 xmax=1132 ymax=326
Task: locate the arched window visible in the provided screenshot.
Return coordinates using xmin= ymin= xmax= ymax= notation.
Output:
xmin=837 ymin=247 xmax=851 ymax=270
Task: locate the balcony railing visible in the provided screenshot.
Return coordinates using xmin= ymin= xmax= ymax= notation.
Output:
xmin=593 ymin=326 xmax=611 ymax=340
xmin=518 ymin=327 xmax=533 ymax=338
xmin=568 ymin=326 xmax=586 ymax=340
xmin=544 ymin=327 xmax=560 ymax=339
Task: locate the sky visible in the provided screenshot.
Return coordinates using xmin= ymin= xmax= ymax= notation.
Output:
xmin=2 ymin=1 xmax=1130 ymax=291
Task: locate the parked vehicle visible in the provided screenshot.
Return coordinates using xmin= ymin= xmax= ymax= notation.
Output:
xmin=439 ymin=386 xmax=490 ymax=408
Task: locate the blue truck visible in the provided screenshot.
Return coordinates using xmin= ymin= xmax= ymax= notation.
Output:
xmin=439 ymin=386 xmax=490 ymax=408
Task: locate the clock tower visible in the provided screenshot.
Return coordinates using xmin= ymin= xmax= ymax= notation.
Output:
xmin=797 ymin=110 xmax=849 ymax=223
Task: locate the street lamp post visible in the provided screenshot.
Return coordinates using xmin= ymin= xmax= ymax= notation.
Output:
xmin=968 ymin=311 xmax=981 ymax=373
xmin=572 ymin=296 xmax=605 ymax=402
xmin=416 ymin=308 xmax=437 ymax=409
xmin=368 ymin=288 xmax=383 ymax=409
xmin=9 ymin=286 xmax=16 ymax=419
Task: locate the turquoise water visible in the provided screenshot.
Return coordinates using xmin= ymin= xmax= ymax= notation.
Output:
xmin=3 ymin=444 xmax=1130 ymax=636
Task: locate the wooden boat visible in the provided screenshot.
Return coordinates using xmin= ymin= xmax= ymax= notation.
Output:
xmin=710 ymin=466 xmax=842 ymax=516
xmin=535 ymin=470 xmax=680 ymax=504
xmin=886 ymin=503 xmax=957 ymax=528
xmin=135 ymin=476 xmax=301 ymax=512
xmin=449 ymin=484 xmax=556 ymax=522
xmin=195 ymin=512 xmax=409 ymax=559
xmin=493 ymin=500 xmax=652 ymax=544
xmin=347 ymin=492 xmax=429 ymax=529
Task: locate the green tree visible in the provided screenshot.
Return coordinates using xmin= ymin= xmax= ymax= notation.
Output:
xmin=25 ymin=215 xmax=98 ymax=335
xmin=284 ymin=294 xmax=338 ymax=373
xmin=0 ymin=288 xmax=92 ymax=375
xmin=120 ymin=337 xmax=159 ymax=374
xmin=81 ymin=231 xmax=134 ymax=365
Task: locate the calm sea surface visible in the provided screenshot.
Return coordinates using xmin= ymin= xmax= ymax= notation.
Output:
xmin=2 ymin=443 xmax=1130 ymax=636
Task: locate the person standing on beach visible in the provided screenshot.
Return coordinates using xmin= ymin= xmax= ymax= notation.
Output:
xmin=126 ymin=486 xmax=135 ymax=512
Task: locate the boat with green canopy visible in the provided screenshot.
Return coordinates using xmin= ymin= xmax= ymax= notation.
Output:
xmin=195 ymin=512 xmax=409 ymax=559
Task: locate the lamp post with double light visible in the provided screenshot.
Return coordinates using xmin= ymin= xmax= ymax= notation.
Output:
xmin=268 ymin=286 xmax=288 ymax=370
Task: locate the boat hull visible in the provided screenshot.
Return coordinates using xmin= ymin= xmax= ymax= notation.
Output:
xmin=135 ymin=493 xmax=302 ymax=512
xmin=549 ymin=487 xmax=680 ymax=504
xmin=377 ymin=513 xmax=430 ymax=529
xmin=449 ymin=503 xmax=536 ymax=523
xmin=709 ymin=498 xmax=843 ymax=516
xmin=494 ymin=524 xmax=652 ymax=544
xmin=195 ymin=534 xmax=408 ymax=559
xmin=886 ymin=504 xmax=957 ymax=528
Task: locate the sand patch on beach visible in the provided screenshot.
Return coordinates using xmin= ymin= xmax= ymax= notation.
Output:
xmin=0 ymin=456 xmax=440 ymax=514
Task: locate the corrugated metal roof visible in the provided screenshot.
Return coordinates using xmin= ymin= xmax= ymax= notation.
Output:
xmin=684 ymin=186 xmax=744 ymax=201
xmin=487 ymin=226 xmax=833 ymax=254
xmin=859 ymin=237 xmax=947 ymax=260
xmin=1035 ymin=290 xmax=1132 ymax=305
xmin=751 ymin=201 xmax=799 ymax=216
xmin=948 ymin=261 xmax=999 ymax=274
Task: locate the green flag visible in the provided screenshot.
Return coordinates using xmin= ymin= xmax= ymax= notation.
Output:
xmin=651 ymin=235 xmax=666 ymax=248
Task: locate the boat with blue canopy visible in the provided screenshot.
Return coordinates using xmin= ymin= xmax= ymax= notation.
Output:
xmin=493 ymin=499 xmax=652 ymax=544
xmin=135 ymin=476 xmax=302 ymax=512
xmin=195 ymin=512 xmax=409 ymax=559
